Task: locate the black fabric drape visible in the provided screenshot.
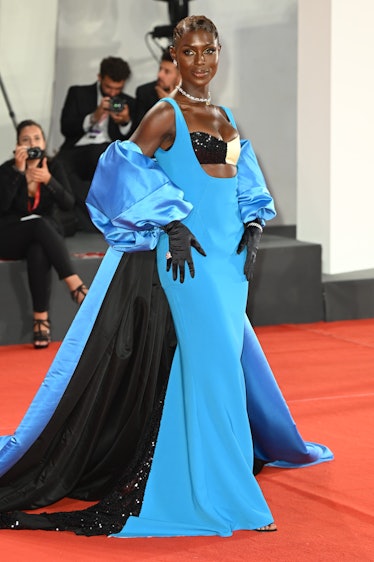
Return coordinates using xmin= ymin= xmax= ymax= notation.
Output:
xmin=0 ymin=250 xmax=176 ymax=511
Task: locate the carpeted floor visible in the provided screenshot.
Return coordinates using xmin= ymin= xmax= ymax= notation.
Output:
xmin=0 ymin=319 xmax=373 ymax=561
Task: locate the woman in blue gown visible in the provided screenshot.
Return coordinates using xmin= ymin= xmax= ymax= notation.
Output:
xmin=0 ymin=15 xmax=332 ymax=536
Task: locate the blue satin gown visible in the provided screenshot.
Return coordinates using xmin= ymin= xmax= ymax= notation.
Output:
xmin=0 ymin=99 xmax=333 ymax=537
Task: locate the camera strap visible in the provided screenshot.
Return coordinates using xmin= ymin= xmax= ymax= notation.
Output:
xmin=27 ymin=183 xmax=41 ymax=212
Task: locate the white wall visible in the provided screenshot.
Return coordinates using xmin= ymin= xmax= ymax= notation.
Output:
xmin=0 ymin=0 xmax=58 ymax=156
xmin=235 ymin=3 xmax=297 ymax=226
xmin=0 ymin=0 xmax=298 ymax=225
xmin=297 ymin=0 xmax=374 ymax=274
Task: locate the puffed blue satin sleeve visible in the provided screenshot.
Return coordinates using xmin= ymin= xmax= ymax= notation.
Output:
xmin=86 ymin=140 xmax=193 ymax=251
xmin=237 ymin=139 xmax=276 ymax=225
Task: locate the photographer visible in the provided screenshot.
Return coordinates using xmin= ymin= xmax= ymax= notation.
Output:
xmin=56 ymin=56 xmax=135 ymax=229
xmin=133 ymin=49 xmax=180 ymax=130
xmin=0 ymin=119 xmax=88 ymax=349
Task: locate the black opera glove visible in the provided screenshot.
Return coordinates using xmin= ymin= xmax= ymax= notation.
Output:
xmin=237 ymin=219 xmax=263 ymax=281
xmin=163 ymin=220 xmax=206 ymax=283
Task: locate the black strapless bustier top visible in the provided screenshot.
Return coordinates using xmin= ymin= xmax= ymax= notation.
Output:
xmin=190 ymin=132 xmax=240 ymax=166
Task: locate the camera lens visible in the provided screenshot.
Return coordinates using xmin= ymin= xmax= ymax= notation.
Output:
xmin=109 ymin=96 xmax=126 ymax=113
xmin=27 ymin=147 xmax=44 ymax=159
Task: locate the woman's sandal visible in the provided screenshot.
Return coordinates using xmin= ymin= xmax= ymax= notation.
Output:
xmin=255 ymin=523 xmax=278 ymax=532
xmin=33 ymin=319 xmax=51 ymax=350
xmin=70 ymin=283 xmax=88 ymax=305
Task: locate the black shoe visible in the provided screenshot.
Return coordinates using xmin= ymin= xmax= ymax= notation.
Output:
xmin=33 ymin=318 xmax=51 ymax=349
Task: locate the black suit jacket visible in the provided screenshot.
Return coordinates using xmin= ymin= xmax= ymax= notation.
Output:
xmin=60 ymin=82 xmax=135 ymax=149
xmin=133 ymin=80 xmax=159 ymax=130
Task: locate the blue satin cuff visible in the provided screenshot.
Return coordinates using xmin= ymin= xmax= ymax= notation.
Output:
xmin=237 ymin=140 xmax=276 ymax=225
xmin=86 ymin=141 xmax=193 ymax=252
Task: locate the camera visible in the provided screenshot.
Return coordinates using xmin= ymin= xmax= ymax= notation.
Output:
xmin=109 ymin=96 xmax=127 ymax=113
xmin=27 ymin=147 xmax=44 ymax=160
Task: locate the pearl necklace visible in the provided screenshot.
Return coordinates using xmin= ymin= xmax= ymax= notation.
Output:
xmin=176 ymin=85 xmax=211 ymax=105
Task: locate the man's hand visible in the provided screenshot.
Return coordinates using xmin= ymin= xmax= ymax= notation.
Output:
xmin=155 ymin=85 xmax=172 ymax=99
xmin=90 ymin=97 xmax=111 ymax=125
xmin=109 ymin=103 xmax=131 ymax=125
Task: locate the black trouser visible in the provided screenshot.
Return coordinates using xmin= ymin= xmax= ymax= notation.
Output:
xmin=0 ymin=217 xmax=75 ymax=311
xmin=56 ymin=144 xmax=109 ymax=231
xmin=59 ymin=144 xmax=110 ymax=183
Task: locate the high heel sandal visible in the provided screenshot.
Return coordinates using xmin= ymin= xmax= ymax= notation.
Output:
xmin=255 ymin=523 xmax=278 ymax=532
xmin=70 ymin=283 xmax=88 ymax=305
xmin=33 ymin=318 xmax=51 ymax=350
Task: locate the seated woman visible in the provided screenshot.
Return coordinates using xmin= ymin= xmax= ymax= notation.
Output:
xmin=0 ymin=119 xmax=88 ymax=348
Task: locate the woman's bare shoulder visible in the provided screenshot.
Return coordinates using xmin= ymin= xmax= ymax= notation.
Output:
xmin=130 ymin=100 xmax=176 ymax=155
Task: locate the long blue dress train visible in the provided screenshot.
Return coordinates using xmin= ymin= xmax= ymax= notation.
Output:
xmin=0 ymin=98 xmax=332 ymax=537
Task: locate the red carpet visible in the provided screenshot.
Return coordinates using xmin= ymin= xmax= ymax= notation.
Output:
xmin=0 ymin=319 xmax=373 ymax=561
